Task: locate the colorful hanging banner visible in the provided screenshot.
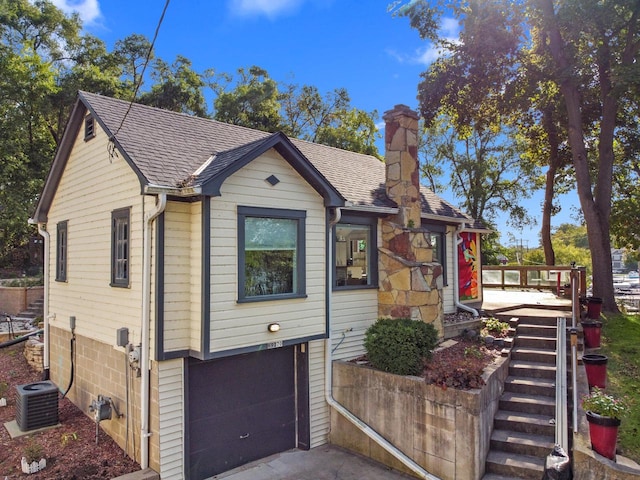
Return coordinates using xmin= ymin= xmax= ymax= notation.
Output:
xmin=458 ymin=232 xmax=480 ymax=301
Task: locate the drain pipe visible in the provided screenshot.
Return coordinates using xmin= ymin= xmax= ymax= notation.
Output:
xmin=325 ymin=208 xmax=440 ymax=480
xmin=454 ymin=224 xmax=479 ymax=317
xmin=30 ymin=220 xmax=51 ymax=380
xmin=140 ymin=193 xmax=166 ymax=470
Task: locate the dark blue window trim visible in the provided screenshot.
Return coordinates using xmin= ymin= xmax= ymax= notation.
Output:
xmin=424 ymin=222 xmax=447 ymax=286
xmin=56 ymin=220 xmax=68 ymax=282
xmin=237 ymin=206 xmax=307 ymax=303
xmin=332 ymin=213 xmax=378 ymax=290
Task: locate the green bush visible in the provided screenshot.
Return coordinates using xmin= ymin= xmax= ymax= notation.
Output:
xmin=364 ymin=318 xmax=439 ymax=376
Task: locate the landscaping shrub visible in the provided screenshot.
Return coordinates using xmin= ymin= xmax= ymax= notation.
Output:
xmin=482 ymin=317 xmax=509 ymax=338
xmin=364 ymin=318 xmax=438 ymax=376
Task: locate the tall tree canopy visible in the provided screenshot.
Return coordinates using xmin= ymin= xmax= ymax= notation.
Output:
xmin=397 ymin=0 xmax=640 ymax=311
xmin=210 ymin=66 xmax=381 ymax=156
xmin=0 ymin=2 xmax=381 ymax=268
xmin=420 ymin=116 xmax=540 ymax=234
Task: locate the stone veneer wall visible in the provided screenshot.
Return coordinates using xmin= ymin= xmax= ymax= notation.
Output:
xmin=330 ymin=357 xmax=509 ymax=480
xmin=379 ymin=105 xmax=444 ymax=333
xmin=49 ymin=325 xmax=160 ymax=471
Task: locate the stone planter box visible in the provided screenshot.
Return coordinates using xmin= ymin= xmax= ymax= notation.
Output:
xmin=443 ymin=318 xmax=483 ymax=340
xmin=330 ymin=355 xmax=509 ymax=480
xmin=0 ymin=286 xmax=43 ymax=316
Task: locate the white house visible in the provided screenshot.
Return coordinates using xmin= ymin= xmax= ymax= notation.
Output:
xmin=31 ymin=92 xmax=487 ymax=479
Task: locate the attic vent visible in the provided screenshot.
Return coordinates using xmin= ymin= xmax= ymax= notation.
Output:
xmin=84 ymin=115 xmax=95 ymax=141
xmin=266 ymin=175 xmax=280 ymax=186
xmin=15 ymin=381 xmax=59 ymax=431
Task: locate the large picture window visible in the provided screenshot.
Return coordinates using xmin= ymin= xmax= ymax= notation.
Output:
xmin=56 ymin=221 xmax=68 ymax=282
xmin=334 ymin=215 xmax=377 ymax=289
xmin=111 ymin=208 xmax=130 ymax=287
xmin=238 ymin=206 xmax=306 ymax=302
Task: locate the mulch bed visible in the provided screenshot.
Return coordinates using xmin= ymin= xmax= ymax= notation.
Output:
xmin=0 ymin=343 xmax=139 ymax=479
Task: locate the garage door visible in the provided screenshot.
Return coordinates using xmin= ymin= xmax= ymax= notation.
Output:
xmin=187 ymin=345 xmax=307 ymax=479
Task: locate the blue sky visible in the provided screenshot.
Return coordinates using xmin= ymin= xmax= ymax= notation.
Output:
xmin=52 ymin=0 xmax=579 ymax=248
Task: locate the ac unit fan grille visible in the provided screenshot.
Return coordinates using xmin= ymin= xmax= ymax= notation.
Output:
xmin=15 ymin=381 xmax=59 ymax=432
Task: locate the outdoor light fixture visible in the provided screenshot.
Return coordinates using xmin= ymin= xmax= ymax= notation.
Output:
xmin=267 ymin=323 xmax=280 ymax=333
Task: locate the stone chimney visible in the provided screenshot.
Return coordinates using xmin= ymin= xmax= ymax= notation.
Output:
xmin=383 ymin=105 xmax=421 ymax=228
xmin=378 ymin=105 xmax=444 ymax=335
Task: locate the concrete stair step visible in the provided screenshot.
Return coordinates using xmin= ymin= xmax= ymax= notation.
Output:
xmin=504 ymin=376 xmax=555 ymax=397
xmin=501 ymin=315 xmax=561 ymax=327
xmin=490 ymin=429 xmax=555 ymax=458
xmin=510 ymin=346 xmax=557 ymax=364
xmin=509 ymin=360 xmax=556 ymax=379
xmin=482 ymin=474 xmax=522 ymax=480
xmin=499 ymin=392 xmax=555 ymax=416
xmin=514 ymin=324 xmax=557 ymax=338
xmin=514 ymin=335 xmax=557 ymax=349
xmin=484 ymin=450 xmax=545 ymax=479
xmin=494 ymin=409 xmax=555 ymax=437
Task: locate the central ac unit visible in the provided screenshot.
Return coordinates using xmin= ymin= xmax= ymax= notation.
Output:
xmin=15 ymin=381 xmax=59 ymax=431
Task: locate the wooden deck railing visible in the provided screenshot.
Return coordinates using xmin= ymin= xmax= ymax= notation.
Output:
xmin=482 ymin=265 xmax=587 ymax=297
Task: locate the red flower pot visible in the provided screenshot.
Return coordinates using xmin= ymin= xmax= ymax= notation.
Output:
xmin=586 ymin=411 xmax=620 ymax=460
xmin=581 ymin=321 xmax=603 ymax=348
xmin=587 ymin=297 xmax=603 ymax=320
xmin=583 ymin=354 xmax=607 ymax=389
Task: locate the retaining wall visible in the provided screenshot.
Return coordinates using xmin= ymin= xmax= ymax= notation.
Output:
xmin=0 ymin=286 xmax=43 ymax=316
xmin=330 ymin=355 xmax=509 ymax=480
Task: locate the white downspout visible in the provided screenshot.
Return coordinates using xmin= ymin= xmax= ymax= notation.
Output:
xmin=454 ymin=224 xmax=479 ymax=317
xmin=141 ymin=193 xmax=167 ymax=470
xmin=325 ymin=208 xmax=440 ymax=480
xmin=31 ymin=221 xmax=51 ymax=379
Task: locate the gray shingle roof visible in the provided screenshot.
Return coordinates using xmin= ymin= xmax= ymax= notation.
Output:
xmin=79 ymin=91 xmax=478 ymax=224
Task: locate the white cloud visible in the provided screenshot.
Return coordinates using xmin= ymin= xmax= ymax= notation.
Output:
xmin=232 ymin=0 xmax=303 ymax=19
xmin=389 ymin=16 xmax=460 ymax=66
xmin=51 ymin=0 xmax=102 ymax=26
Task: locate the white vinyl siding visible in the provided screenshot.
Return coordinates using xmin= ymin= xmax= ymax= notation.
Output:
xmin=190 ymin=201 xmax=203 ymax=352
xmin=443 ymin=227 xmax=456 ymax=314
xmin=158 ymin=359 xmax=185 ymax=479
xmin=162 ymin=202 xmax=194 ymax=352
xmin=47 ymin=121 xmax=145 ymax=347
xmin=330 ymin=289 xmax=378 ymax=360
xmin=208 ymin=151 xmax=326 ymax=352
xmin=308 ymin=339 xmax=329 ymax=447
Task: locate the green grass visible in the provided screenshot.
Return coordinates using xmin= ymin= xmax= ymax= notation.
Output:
xmin=600 ymin=313 xmax=640 ymax=463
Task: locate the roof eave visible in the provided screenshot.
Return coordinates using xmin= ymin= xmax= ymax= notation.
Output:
xmin=200 ymin=132 xmax=345 ymax=208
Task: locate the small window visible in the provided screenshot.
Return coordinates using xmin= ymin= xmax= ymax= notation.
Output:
xmin=84 ymin=115 xmax=95 ymax=141
xmin=56 ymin=221 xmax=68 ymax=282
xmin=111 ymin=208 xmax=130 ymax=287
xmin=334 ymin=215 xmax=377 ymax=289
xmin=238 ymin=206 xmax=306 ymax=302
xmin=427 ymin=224 xmax=447 ymax=286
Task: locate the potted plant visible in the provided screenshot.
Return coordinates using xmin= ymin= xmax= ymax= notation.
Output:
xmin=21 ymin=440 xmax=47 ymax=474
xmin=582 ymin=387 xmax=630 ymax=460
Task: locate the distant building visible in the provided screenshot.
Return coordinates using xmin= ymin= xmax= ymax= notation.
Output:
xmin=612 ymin=248 xmax=625 ymax=273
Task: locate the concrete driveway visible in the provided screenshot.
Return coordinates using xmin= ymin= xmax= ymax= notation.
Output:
xmin=210 ymin=445 xmax=417 ymax=480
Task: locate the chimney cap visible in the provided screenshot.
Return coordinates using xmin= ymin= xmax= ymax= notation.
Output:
xmin=383 ymin=104 xmax=419 ymax=122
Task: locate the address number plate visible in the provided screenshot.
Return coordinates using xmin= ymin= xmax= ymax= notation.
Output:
xmin=266 ymin=340 xmax=283 ymax=349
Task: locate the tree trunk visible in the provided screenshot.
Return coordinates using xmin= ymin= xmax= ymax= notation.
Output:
xmin=542 ymin=165 xmax=555 ymax=265
xmin=541 ymin=108 xmax=558 ymax=266
xmin=536 ymin=0 xmax=617 ymax=311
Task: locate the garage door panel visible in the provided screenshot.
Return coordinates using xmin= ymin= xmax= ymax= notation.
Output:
xmin=188 ymin=346 xmax=298 ymax=479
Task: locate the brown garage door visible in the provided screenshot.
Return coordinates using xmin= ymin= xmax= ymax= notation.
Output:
xmin=187 ymin=345 xmax=308 ymax=479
